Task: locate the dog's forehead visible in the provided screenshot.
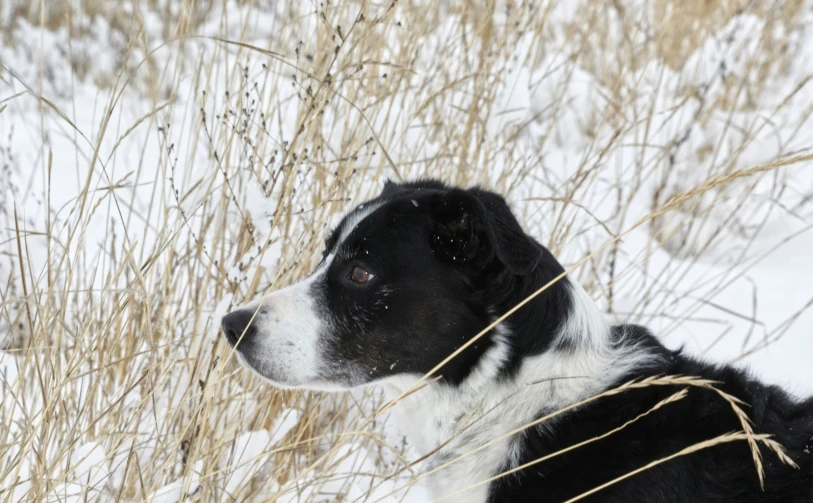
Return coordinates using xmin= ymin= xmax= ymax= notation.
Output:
xmin=325 ymin=201 xmax=382 ymax=254
xmin=336 ymin=201 xmax=385 ymax=243
xmin=327 ymin=193 xmax=434 ymax=253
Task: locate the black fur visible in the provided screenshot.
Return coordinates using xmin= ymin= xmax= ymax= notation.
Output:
xmin=491 ymin=327 xmax=813 ymax=501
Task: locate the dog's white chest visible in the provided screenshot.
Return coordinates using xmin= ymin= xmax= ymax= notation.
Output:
xmin=384 ymin=383 xmax=516 ymax=503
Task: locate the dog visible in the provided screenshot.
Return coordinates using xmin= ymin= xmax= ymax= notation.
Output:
xmin=222 ymin=179 xmax=813 ymax=502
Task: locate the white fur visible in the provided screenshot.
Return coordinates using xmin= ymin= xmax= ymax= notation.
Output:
xmin=338 ymin=202 xmax=382 ymax=245
xmin=381 ymin=281 xmax=655 ymax=502
xmin=233 ymin=255 xmax=333 ymax=387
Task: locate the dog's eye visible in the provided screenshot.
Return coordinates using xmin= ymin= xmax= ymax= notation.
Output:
xmin=350 ymin=266 xmax=374 ymax=284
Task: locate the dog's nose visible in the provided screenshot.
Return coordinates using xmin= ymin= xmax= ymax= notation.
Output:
xmin=221 ymin=310 xmax=257 ymax=347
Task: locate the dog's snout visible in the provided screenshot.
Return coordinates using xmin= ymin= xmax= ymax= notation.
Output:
xmin=221 ymin=310 xmax=258 ymax=347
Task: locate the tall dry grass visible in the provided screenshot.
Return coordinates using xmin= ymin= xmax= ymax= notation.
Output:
xmin=1 ymin=0 xmax=812 ymax=501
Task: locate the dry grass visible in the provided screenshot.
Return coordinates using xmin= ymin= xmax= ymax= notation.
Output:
xmin=1 ymin=0 xmax=812 ymax=501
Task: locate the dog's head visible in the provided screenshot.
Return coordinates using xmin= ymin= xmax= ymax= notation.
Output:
xmin=221 ymin=180 xmax=568 ymax=390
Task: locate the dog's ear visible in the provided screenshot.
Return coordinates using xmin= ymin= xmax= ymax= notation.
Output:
xmin=380 ymin=179 xmax=401 ymax=199
xmin=430 ymin=188 xmax=542 ymax=276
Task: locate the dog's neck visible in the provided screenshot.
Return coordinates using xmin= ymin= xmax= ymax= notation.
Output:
xmin=380 ymin=281 xmax=651 ymax=502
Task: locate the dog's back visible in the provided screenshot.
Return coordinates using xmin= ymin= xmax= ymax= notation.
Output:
xmin=493 ymin=326 xmax=813 ymax=502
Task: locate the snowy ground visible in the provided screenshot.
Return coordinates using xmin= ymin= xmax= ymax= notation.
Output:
xmin=2 ymin=0 xmax=813 ymax=501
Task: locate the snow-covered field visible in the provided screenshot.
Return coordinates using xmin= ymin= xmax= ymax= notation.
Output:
xmin=1 ymin=0 xmax=812 ymax=501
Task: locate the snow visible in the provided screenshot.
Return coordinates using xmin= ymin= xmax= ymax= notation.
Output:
xmin=270 ymin=409 xmax=302 ymax=445
xmin=2 ymin=0 xmax=813 ymax=500
xmin=45 ymin=443 xmax=110 ymax=503
xmin=222 ymin=430 xmax=271 ymax=497
xmin=146 ymin=460 xmax=203 ymax=503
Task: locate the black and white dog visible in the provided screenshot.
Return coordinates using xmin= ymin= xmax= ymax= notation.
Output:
xmin=222 ymin=180 xmax=813 ymax=502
